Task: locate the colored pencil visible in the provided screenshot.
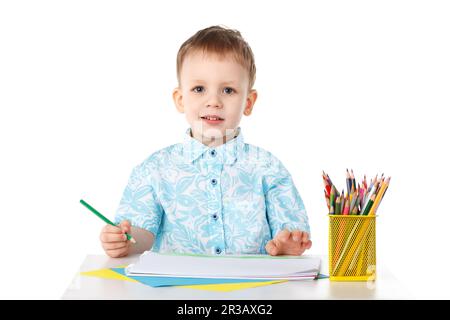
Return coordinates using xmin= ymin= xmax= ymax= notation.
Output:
xmin=80 ymin=199 xmax=137 ymax=244
xmin=369 ymin=177 xmax=391 ymax=215
xmin=362 ymin=194 xmax=376 ymax=216
xmin=346 ymin=169 xmax=352 ymax=195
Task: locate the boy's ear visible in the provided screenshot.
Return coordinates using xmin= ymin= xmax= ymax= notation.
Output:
xmin=243 ymin=89 xmax=258 ymax=116
xmin=172 ymin=87 xmax=184 ymax=113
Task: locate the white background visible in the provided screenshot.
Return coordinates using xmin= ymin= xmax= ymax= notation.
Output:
xmin=1 ymin=0 xmax=449 ymax=299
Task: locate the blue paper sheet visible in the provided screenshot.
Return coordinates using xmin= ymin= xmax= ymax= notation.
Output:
xmin=111 ymin=268 xmax=276 ymax=287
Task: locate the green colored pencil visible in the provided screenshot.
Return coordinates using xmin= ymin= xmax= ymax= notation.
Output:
xmin=335 ymin=193 xmax=342 ymax=215
xmin=329 ymin=186 xmax=336 ymax=214
xmin=80 ymin=199 xmax=136 ymax=244
xmin=361 ymin=194 xmax=375 ymax=216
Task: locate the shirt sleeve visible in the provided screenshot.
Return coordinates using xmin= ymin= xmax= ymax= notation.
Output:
xmin=114 ymin=163 xmax=163 ymax=236
xmin=264 ymin=157 xmax=311 ymax=239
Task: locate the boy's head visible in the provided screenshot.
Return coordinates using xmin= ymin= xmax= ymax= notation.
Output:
xmin=173 ymin=25 xmax=258 ymax=147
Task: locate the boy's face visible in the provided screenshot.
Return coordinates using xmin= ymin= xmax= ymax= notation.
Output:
xmin=173 ymin=51 xmax=257 ymax=147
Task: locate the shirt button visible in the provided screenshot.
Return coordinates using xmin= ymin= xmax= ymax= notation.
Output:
xmin=211 ymin=178 xmax=217 ymax=186
xmin=210 ymin=149 xmax=217 ymax=157
xmin=215 ymin=247 xmax=222 ymax=255
xmin=212 ymin=214 xmax=218 ymax=220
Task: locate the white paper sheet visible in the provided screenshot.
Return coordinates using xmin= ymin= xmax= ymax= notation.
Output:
xmin=126 ymin=251 xmax=321 ymax=280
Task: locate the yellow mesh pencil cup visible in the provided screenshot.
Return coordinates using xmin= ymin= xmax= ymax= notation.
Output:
xmin=328 ymin=215 xmax=377 ymax=281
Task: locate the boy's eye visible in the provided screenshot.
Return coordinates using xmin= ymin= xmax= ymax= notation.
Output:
xmin=223 ymin=87 xmax=235 ymax=94
xmin=192 ymin=86 xmax=204 ymax=93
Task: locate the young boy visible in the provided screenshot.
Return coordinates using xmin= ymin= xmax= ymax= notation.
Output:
xmin=100 ymin=25 xmax=312 ymax=258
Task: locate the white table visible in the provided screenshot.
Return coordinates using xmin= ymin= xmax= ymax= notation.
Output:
xmin=62 ymin=254 xmax=412 ymax=299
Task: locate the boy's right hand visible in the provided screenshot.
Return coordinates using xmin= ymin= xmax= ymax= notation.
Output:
xmin=100 ymin=220 xmax=132 ymax=258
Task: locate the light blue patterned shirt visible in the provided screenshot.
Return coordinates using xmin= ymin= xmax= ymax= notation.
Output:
xmin=115 ymin=128 xmax=310 ymax=255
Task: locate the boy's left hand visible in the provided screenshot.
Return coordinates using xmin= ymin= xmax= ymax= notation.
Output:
xmin=265 ymin=229 xmax=312 ymax=256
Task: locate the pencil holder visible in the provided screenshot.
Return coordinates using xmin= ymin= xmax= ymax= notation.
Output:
xmin=328 ymin=215 xmax=376 ymax=281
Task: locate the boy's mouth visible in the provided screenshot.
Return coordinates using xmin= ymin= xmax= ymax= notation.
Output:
xmin=200 ymin=115 xmax=225 ymax=124
xmin=201 ymin=115 xmax=224 ymax=121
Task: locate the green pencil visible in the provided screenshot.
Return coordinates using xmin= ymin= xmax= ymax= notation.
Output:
xmin=361 ymin=194 xmax=375 ymax=216
xmin=80 ymin=199 xmax=136 ymax=244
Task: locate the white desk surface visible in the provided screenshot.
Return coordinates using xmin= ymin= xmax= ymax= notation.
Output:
xmin=62 ymin=254 xmax=412 ymax=300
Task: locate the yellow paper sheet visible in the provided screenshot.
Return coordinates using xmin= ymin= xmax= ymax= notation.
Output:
xmin=80 ymin=267 xmax=283 ymax=292
xmin=80 ymin=268 xmax=138 ymax=282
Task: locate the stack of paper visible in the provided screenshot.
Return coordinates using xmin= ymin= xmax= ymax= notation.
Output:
xmin=126 ymin=251 xmax=321 ymax=281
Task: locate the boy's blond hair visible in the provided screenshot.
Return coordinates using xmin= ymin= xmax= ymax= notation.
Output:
xmin=176 ymin=25 xmax=256 ymax=90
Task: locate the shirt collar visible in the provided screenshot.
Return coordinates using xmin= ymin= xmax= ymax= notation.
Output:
xmin=181 ymin=127 xmax=244 ymax=165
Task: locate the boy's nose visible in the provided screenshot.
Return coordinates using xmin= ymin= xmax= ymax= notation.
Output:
xmin=206 ymin=94 xmax=223 ymax=108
